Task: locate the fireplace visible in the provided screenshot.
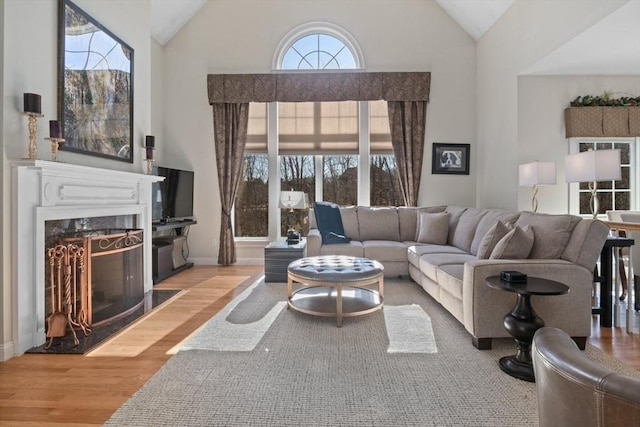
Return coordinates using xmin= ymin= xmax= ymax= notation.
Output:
xmin=46 ymin=221 xmax=145 ymax=329
xmin=9 ymin=160 xmax=162 ymax=358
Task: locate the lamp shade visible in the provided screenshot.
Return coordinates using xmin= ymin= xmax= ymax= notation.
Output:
xmin=279 ymin=191 xmax=309 ymax=209
xmin=565 ymin=149 xmax=621 ymax=183
xmin=519 ymin=161 xmax=556 ymax=187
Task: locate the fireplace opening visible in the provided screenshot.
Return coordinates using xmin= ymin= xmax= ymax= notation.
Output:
xmin=45 ymin=216 xmax=144 ymax=330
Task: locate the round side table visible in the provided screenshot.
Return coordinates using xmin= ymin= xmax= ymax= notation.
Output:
xmin=486 ymin=276 xmax=569 ymax=382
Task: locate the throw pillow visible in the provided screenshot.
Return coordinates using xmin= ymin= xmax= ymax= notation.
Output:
xmin=476 ymin=221 xmax=510 ymax=259
xmin=489 ymin=224 xmax=534 ymax=259
xmin=313 ymin=201 xmax=352 ymax=245
xmin=415 ymin=212 xmax=449 ymax=245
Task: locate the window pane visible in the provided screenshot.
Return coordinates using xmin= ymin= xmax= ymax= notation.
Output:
xmin=370 ymin=155 xmax=404 ymax=206
xmin=323 ymin=155 xmax=357 ymax=205
xmin=235 ymin=155 xmax=268 ymax=237
xmin=245 ymin=103 xmax=267 ymax=154
xmin=279 ymin=102 xmax=358 ymax=155
xmin=281 ymin=155 xmax=315 ymax=236
xmin=281 ymin=33 xmax=357 ymax=70
xmin=576 ymin=140 xmax=633 ymax=217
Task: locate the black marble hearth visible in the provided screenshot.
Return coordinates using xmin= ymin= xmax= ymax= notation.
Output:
xmin=26 ymin=290 xmax=179 ymax=355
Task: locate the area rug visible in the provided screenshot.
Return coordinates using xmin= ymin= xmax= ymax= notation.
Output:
xmin=106 ymin=279 xmax=639 ymax=427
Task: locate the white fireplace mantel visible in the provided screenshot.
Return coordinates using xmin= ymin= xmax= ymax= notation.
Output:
xmin=8 ymin=160 xmax=163 ymax=358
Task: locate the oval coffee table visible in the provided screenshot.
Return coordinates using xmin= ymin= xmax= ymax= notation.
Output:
xmin=287 ymin=255 xmax=384 ymax=327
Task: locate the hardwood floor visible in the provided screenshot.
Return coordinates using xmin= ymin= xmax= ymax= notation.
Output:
xmin=1 ymin=265 xmax=638 ymax=426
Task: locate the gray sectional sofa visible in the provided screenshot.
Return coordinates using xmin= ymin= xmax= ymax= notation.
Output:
xmin=307 ymin=205 xmax=610 ymax=349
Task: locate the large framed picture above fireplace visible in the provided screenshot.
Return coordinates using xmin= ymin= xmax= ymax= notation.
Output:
xmin=57 ymin=0 xmax=134 ymax=163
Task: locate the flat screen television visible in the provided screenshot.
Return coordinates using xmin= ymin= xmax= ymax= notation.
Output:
xmin=152 ymin=166 xmax=194 ymax=222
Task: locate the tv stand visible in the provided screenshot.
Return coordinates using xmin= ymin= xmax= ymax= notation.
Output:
xmin=152 ymin=220 xmax=196 ymax=284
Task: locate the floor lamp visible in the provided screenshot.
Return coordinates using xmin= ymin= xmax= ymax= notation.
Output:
xmin=279 ymin=190 xmax=309 ymax=244
xmin=519 ymin=161 xmax=556 ymax=212
xmin=565 ymin=149 xmax=621 ymax=219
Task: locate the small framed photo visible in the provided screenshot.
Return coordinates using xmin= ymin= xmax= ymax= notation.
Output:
xmin=432 ymin=143 xmax=470 ymax=175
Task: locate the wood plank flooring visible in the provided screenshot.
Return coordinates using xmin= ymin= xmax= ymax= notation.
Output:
xmin=0 ymin=265 xmax=638 ymax=426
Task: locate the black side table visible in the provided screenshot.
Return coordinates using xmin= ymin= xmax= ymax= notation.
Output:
xmin=264 ymin=238 xmax=306 ymax=282
xmin=486 ymin=276 xmax=569 ymax=382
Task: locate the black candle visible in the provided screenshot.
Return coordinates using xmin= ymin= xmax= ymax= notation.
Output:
xmin=24 ymin=93 xmax=41 ymax=114
xmin=145 ymin=135 xmax=155 ymax=148
xmin=146 ymin=147 xmax=154 ymax=160
xmin=49 ymin=120 xmax=62 ymax=139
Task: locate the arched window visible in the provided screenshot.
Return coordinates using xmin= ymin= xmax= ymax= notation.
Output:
xmin=274 ymin=22 xmax=363 ymax=70
xmin=281 ymin=33 xmax=357 ymax=70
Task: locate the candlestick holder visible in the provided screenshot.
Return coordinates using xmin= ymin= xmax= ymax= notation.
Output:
xmin=145 ymin=158 xmax=154 ymax=175
xmin=24 ymin=112 xmax=44 ymax=160
xmin=45 ymin=137 xmax=65 ymax=162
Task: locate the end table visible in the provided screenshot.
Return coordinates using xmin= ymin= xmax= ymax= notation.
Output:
xmin=264 ymin=238 xmax=306 ymax=282
xmin=486 ymin=276 xmax=569 ymax=382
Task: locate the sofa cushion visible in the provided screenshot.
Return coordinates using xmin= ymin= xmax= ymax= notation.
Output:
xmin=419 ymin=253 xmax=476 ymax=282
xmin=515 ymin=212 xmax=581 ymax=259
xmin=451 ymin=208 xmax=489 ymax=252
xmin=444 ymin=206 xmax=468 ymax=245
xmin=407 ymin=244 xmax=467 ymax=266
xmin=340 ymin=206 xmax=360 ymax=240
xmin=490 ymin=224 xmax=534 ymax=259
xmin=438 ymin=264 xmax=465 ymax=300
xmin=364 ymin=240 xmax=409 ymax=262
xmin=469 ymin=210 xmax=521 ymax=255
xmin=319 ymin=241 xmax=364 ymax=257
xmin=476 ymin=220 xmax=511 ymax=259
xmin=561 ymin=219 xmax=610 ymax=270
xmin=398 ymin=206 xmax=446 ymax=241
xmin=358 ymin=207 xmax=400 ymax=241
xmin=313 ymin=202 xmax=353 ymax=245
xmin=416 ymin=212 xmax=449 ymax=244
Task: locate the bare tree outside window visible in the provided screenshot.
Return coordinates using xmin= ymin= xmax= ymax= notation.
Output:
xmin=323 ymin=155 xmax=357 ymax=205
xmin=235 ymin=154 xmax=268 ymax=237
xmin=371 ymin=155 xmax=403 ymax=206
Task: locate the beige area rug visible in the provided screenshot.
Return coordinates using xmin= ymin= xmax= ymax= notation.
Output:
xmin=105 ymin=278 xmax=639 ymax=426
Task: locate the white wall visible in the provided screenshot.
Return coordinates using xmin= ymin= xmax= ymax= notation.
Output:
xmin=476 ymin=0 xmax=628 ymax=210
xmin=517 ymin=75 xmax=640 ymax=214
xmin=1 ymin=0 xmax=152 ymax=358
xmin=161 ymin=0 xmax=477 ymax=264
xmin=150 ymin=38 xmax=165 ymax=162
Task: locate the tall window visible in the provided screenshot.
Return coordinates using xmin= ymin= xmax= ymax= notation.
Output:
xmin=570 ymin=139 xmax=638 ymax=217
xmin=235 ymin=103 xmax=268 ymax=237
xmin=235 ymin=24 xmax=403 ymax=239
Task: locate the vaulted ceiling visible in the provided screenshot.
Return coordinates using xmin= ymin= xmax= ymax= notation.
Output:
xmin=149 ymin=0 xmax=640 ymax=75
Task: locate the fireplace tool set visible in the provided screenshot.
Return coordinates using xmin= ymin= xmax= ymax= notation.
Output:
xmin=45 ymin=244 xmax=89 ymax=349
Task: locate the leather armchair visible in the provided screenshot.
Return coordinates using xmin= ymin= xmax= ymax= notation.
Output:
xmin=532 ymin=327 xmax=640 ymax=427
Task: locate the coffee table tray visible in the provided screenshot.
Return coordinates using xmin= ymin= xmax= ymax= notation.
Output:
xmin=289 ymin=286 xmax=383 ymax=318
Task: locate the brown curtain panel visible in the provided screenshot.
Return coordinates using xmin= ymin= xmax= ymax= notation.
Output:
xmin=213 ymin=103 xmax=249 ymax=265
xmin=387 ymin=101 xmax=427 ymax=207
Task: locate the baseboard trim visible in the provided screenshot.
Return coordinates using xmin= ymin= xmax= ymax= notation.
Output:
xmin=0 ymin=341 xmax=15 ymax=362
xmin=190 ymin=257 xmax=264 ymax=266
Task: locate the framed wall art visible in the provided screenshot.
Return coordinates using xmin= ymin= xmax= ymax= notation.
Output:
xmin=432 ymin=143 xmax=470 ymax=175
xmin=58 ymin=0 xmax=134 ymax=163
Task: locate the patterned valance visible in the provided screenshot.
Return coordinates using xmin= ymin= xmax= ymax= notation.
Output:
xmin=207 ymin=72 xmax=431 ymax=104
xmin=564 ymin=107 xmax=640 ymax=138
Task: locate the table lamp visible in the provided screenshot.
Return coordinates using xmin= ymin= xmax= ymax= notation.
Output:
xmin=278 ymin=190 xmax=309 ymax=244
xmin=519 ymin=161 xmax=556 ymax=212
xmin=565 ymin=149 xmax=621 ymax=219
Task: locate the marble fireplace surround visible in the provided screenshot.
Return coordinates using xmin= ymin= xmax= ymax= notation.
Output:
xmin=9 ymin=160 xmax=162 ymax=358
